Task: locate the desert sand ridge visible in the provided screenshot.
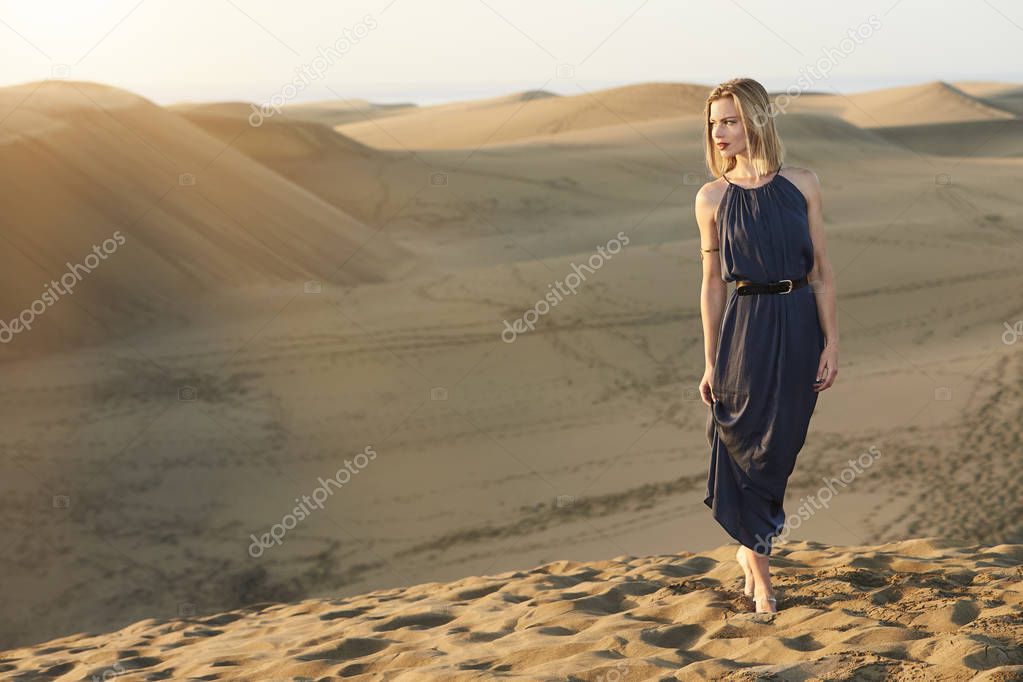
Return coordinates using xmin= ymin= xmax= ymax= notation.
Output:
xmin=4 ymin=78 xmax=1023 ymax=678
xmin=0 ymin=537 xmax=1020 ymax=680
xmin=787 ymin=79 xmax=1018 ymax=128
xmin=0 ymin=80 xmax=417 ymax=356
xmin=333 ymin=82 xmax=711 ymax=149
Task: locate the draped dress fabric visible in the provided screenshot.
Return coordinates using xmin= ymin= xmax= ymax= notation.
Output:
xmin=703 ymin=167 xmax=825 ymax=556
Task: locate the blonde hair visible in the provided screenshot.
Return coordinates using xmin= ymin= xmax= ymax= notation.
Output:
xmin=703 ymin=78 xmax=784 ymax=180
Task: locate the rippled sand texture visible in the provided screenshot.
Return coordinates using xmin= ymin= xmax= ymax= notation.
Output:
xmin=1 ymin=537 xmax=1021 ymax=680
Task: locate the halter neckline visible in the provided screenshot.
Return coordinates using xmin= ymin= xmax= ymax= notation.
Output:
xmin=723 ymin=166 xmax=784 ymax=191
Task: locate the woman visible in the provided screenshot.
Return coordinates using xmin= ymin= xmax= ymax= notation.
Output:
xmin=694 ymin=78 xmax=840 ymax=614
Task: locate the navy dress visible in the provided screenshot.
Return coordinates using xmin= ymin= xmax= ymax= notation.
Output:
xmin=704 ymin=166 xmax=825 ymax=556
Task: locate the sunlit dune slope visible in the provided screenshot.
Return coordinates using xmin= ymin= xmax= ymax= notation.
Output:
xmin=334 ymin=83 xmax=710 ymax=149
xmin=0 ymin=80 xmax=415 ymax=355
xmin=786 ymin=80 xmax=1017 ymax=128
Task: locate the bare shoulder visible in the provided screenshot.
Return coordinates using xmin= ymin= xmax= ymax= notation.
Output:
xmin=779 ymin=166 xmax=821 ymax=204
xmin=695 ymin=177 xmax=729 ymax=214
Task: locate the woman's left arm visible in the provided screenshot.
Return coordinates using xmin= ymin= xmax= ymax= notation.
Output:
xmin=802 ymin=169 xmax=839 ymax=391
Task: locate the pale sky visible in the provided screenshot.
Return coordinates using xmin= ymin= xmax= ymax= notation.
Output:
xmin=0 ymin=0 xmax=1020 ymax=106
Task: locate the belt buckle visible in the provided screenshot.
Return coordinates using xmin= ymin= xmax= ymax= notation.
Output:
xmin=776 ymin=279 xmax=793 ymax=294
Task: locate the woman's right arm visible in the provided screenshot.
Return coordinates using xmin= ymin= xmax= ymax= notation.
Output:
xmin=695 ymin=185 xmax=727 ymax=403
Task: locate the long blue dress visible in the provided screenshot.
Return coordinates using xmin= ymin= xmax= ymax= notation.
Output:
xmin=704 ymin=166 xmax=825 ymax=556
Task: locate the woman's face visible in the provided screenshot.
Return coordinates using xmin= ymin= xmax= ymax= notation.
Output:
xmin=709 ymin=97 xmax=746 ymax=159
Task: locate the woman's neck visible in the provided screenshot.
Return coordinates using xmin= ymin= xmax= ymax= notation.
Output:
xmin=729 ymin=158 xmax=765 ymax=179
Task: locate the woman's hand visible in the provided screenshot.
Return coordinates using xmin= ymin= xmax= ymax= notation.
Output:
xmin=814 ymin=344 xmax=839 ymax=391
xmin=699 ymin=365 xmax=716 ymax=406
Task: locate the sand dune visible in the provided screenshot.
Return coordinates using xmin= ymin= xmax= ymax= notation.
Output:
xmin=180 ymin=100 xmax=909 ymax=271
xmin=782 ymin=80 xmax=1023 ymax=157
xmin=289 ymin=89 xmax=559 ymax=129
xmin=873 ymin=119 xmax=1023 ymax=157
xmin=283 ymin=100 xmax=416 ymax=127
xmin=954 ymin=81 xmax=1023 ymax=114
xmin=787 ymin=80 xmax=1017 ymax=128
xmin=0 ymin=537 xmax=1019 ymax=680
xmin=0 ymin=80 xmax=417 ymax=357
xmin=172 ymin=105 xmax=401 ymax=230
xmin=334 ymin=83 xmax=710 ymax=149
xmin=966 ymin=85 xmax=1023 ymax=118
xmin=175 ymin=104 xmax=376 ymax=163
xmin=3 ymin=78 xmax=1023 ymax=666
xmin=171 ymin=98 xmax=420 ymax=128
xmin=417 ymin=89 xmax=560 ymax=112
xmin=953 ymin=80 xmax=1023 ymax=98
xmin=247 ymin=91 xmax=560 ymax=130
xmin=3 ymin=167 xmax=1022 ymax=648
xmin=327 ymin=80 xmax=1018 ymax=151
xmin=279 ymin=90 xmax=562 ymax=129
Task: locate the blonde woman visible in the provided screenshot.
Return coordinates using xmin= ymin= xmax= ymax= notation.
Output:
xmin=694 ymin=78 xmax=840 ymax=614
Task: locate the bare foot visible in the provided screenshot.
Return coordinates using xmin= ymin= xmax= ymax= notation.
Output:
xmin=735 ymin=546 xmax=754 ymax=597
xmin=753 ymin=585 xmax=777 ymax=614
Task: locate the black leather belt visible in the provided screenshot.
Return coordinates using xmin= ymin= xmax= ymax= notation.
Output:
xmin=736 ymin=275 xmax=808 ymax=296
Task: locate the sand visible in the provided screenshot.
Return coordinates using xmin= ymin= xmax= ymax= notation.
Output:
xmin=333 ymin=83 xmax=711 ymax=149
xmin=0 ymin=80 xmax=419 ymax=358
xmin=786 ymin=81 xmax=1017 ymax=128
xmin=0 ymin=537 xmax=1020 ymax=680
xmin=1 ymin=77 xmax=1022 ymax=674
